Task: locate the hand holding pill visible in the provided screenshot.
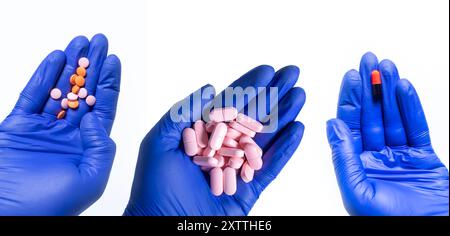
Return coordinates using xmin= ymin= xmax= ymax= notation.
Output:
xmin=327 ymin=52 xmax=449 ymax=216
xmin=0 ymin=34 xmax=121 ymax=215
xmin=125 ymin=65 xmax=306 ymax=216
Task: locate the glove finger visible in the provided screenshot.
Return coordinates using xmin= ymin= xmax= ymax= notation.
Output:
xmin=244 ymin=65 xmax=299 ymax=124
xmin=337 ymin=69 xmax=363 ymax=153
xmin=396 ymin=79 xmax=431 ymax=147
xmin=379 ymin=59 xmax=408 ymax=147
xmin=360 ymin=52 xmax=385 ymax=151
xmin=79 ymin=112 xmax=116 ymax=191
xmin=254 ymin=87 xmax=305 ymax=150
xmin=66 ymin=34 xmax=108 ymax=126
xmin=327 ymin=118 xmax=372 ymax=215
xmin=146 ymin=84 xmax=216 ymax=151
xmin=92 ymin=55 xmax=122 ymax=134
xmin=42 ymin=36 xmax=89 ymax=116
xmin=13 ymin=50 xmax=66 ymax=114
xmin=211 ymin=65 xmax=275 ymax=114
xmin=239 ymin=121 xmax=303 ymax=202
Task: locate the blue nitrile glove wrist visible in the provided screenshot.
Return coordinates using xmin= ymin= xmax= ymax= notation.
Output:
xmin=0 ymin=34 xmax=121 ymax=215
xmin=125 ymin=65 xmax=306 ymax=216
xmin=326 ymin=52 xmax=449 ymax=216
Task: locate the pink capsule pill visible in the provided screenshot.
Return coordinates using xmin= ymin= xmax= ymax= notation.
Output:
xmin=61 ymin=98 xmax=69 ymax=110
xmin=193 ymin=156 xmax=219 ymax=167
xmin=244 ymin=143 xmax=263 ymax=170
xmin=240 ymin=162 xmax=254 ymax=183
xmin=226 ymin=127 xmax=242 ymax=140
xmin=209 ymin=122 xmax=227 ymax=150
xmin=182 ymin=128 xmax=198 ymax=156
xmin=78 ymin=88 xmax=88 ymax=99
xmin=218 ymin=147 xmax=244 ymax=158
xmin=222 ymin=136 xmax=239 ymax=148
xmin=78 ymin=57 xmax=90 ymax=68
xmin=238 ymin=135 xmax=257 ymax=147
xmin=201 ymin=166 xmax=213 ymax=172
xmin=229 ymin=121 xmax=256 ymax=138
xmin=223 ymin=167 xmax=237 ymax=195
xmin=67 ymin=92 xmax=78 ymax=101
xmin=210 ymin=167 xmax=224 ymax=196
xmin=205 ymin=121 xmax=216 ymax=133
xmin=202 ymin=147 xmax=216 ymax=157
xmin=50 ymin=88 xmax=62 ymax=100
xmin=86 ymin=95 xmax=96 ymax=106
xmin=228 ymin=156 xmax=245 ymax=169
xmin=193 ymin=120 xmax=208 ymax=148
xmin=209 ymin=107 xmax=238 ymax=122
xmin=214 ymin=155 xmax=225 ymax=168
xmin=236 ymin=113 xmax=264 ymax=132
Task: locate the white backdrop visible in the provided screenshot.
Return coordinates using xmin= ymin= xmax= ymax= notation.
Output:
xmin=0 ymin=0 xmax=448 ymax=216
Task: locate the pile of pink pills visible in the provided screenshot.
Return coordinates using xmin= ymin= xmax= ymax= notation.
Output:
xmin=182 ymin=107 xmax=264 ymax=196
xmin=50 ymin=57 xmax=96 ymax=119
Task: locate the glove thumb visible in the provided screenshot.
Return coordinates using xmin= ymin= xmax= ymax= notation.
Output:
xmin=326 ymin=118 xmax=372 ymax=214
xmin=79 ymin=112 xmax=116 ymax=188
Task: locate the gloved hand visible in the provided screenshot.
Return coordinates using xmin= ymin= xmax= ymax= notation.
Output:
xmin=125 ymin=65 xmax=305 ymax=216
xmin=0 ymin=34 xmax=121 ymax=215
xmin=327 ymin=52 xmax=449 ymax=216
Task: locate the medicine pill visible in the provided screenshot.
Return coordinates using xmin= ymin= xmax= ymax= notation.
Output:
xmin=218 ymin=147 xmax=244 ymax=158
xmin=223 ymin=167 xmax=237 ymax=195
xmin=72 ymin=85 xmax=80 ymax=94
xmin=193 ymin=156 xmax=219 ymax=167
xmin=244 ymin=143 xmax=263 ymax=170
xmin=78 ymin=88 xmax=88 ymax=99
xmin=371 ymin=70 xmax=382 ymax=100
xmin=67 ymin=92 xmax=78 ymax=101
xmin=236 ymin=113 xmax=264 ymax=132
xmin=68 ymin=100 xmax=79 ymax=109
xmin=86 ymin=95 xmax=96 ymax=106
xmin=75 ymin=76 xmax=86 ymax=87
xmin=209 ymin=122 xmax=227 ymax=150
xmin=57 ymin=110 xmax=66 ymax=119
xmin=209 ymin=107 xmax=238 ymax=122
xmin=240 ymin=162 xmax=254 ymax=183
xmin=50 ymin=88 xmax=62 ymax=100
xmin=222 ymin=136 xmax=239 ymax=148
xmin=202 ymin=147 xmax=216 ymax=157
xmin=78 ymin=57 xmax=90 ymax=68
xmin=226 ymin=127 xmax=242 ymax=140
xmin=76 ymin=67 xmax=87 ymax=77
xmin=182 ymin=128 xmax=198 ymax=156
xmin=210 ymin=167 xmax=224 ymax=196
xmin=194 ymin=120 xmax=208 ymax=148
xmin=61 ymin=98 xmax=68 ymax=109
xmin=229 ymin=121 xmax=256 ymax=138
xmin=228 ymin=156 xmax=245 ymax=169
xmin=70 ymin=74 xmax=77 ymax=85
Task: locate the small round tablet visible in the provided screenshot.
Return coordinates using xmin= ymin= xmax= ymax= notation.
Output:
xmin=50 ymin=88 xmax=62 ymax=100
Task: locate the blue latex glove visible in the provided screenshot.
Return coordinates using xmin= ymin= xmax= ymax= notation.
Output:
xmin=327 ymin=52 xmax=449 ymax=216
xmin=0 ymin=34 xmax=121 ymax=215
xmin=125 ymin=65 xmax=305 ymax=216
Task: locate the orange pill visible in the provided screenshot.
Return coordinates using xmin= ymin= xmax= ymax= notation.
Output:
xmin=76 ymin=67 xmax=86 ymax=77
xmin=57 ymin=110 xmax=66 ymax=119
xmin=68 ymin=100 xmax=79 ymax=109
xmin=71 ymin=85 xmax=80 ymax=94
xmin=70 ymin=74 xmax=77 ymax=85
xmin=75 ymin=76 xmax=85 ymax=87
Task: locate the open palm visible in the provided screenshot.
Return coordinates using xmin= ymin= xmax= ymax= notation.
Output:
xmin=125 ymin=65 xmax=305 ymax=215
xmin=327 ymin=52 xmax=448 ymax=216
xmin=0 ymin=34 xmax=121 ymax=215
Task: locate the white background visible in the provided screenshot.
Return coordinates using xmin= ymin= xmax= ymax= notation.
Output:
xmin=0 ymin=0 xmax=448 ymax=215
